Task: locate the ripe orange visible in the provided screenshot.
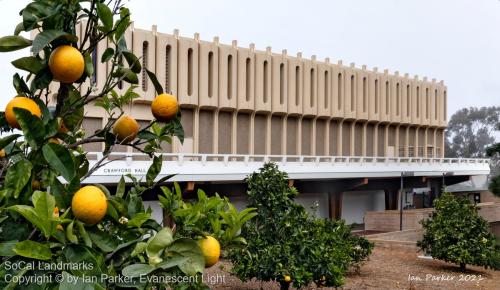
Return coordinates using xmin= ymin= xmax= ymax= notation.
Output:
xmin=49 ymin=45 xmax=85 ymax=83
xmin=198 ymin=236 xmax=221 ymax=267
xmin=5 ymin=96 xmax=42 ymax=129
xmin=113 ymin=115 xmax=140 ymax=142
xmin=151 ymin=93 xmax=178 ymax=122
xmin=284 ymin=275 xmax=291 ymax=283
xmin=71 ymin=186 xmax=108 ymax=225
xmin=0 ymin=149 xmax=5 ymax=158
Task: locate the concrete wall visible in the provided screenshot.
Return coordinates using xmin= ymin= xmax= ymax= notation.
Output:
xmin=365 ymin=202 xmax=500 ymax=232
xmin=342 ymin=190 xmax=385 ymax=224
xmin=75 ymin=23 xmax=447 ymax=158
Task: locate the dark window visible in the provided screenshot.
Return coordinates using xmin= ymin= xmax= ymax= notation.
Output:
xmin=142 ymin=41 xmax=148 ymax=92
xmin=208 ymin=51 xmax=214 ymax=98
xmin=263 ymin=60 xmax=269 ymax=103
xmin=187 ymin=48 xmax=193 ymax=96
xmin=227 ymin=55 xmax=233 ymax=99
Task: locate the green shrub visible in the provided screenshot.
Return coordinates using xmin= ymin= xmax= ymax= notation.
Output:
xmin=229 ymin=163 xmax=373 ymax=289
xmin=158 ymin=183 xmax=257 ymax=250
xmin=417 ymin=192 xmax=498 ymax=272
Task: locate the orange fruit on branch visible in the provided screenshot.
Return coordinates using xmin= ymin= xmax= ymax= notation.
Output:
xmin=113 ymin=115 xmax=140 ymax=142
xmin=198 ymin=235 xmax=221 ymax=267
xmin=0 ymin=149 xmax=5 ymax=158
xmin=71 ymin=186 xmax=108 ymax=225
xmin=5 ymin=96 xmax=42 ymax=129
xmin=151 ymin=93 xmax=178 ymax=122
xmin=49 ymin=45 xmax=85 ymax=83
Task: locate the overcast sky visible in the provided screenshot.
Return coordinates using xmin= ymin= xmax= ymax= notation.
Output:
xmin=1 ymin=0 xmax=499 ymax=116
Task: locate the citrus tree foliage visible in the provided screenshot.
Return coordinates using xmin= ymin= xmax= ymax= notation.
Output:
xmin=417 ymin=192 xmax=499 ymax=272
xmin=0 ymin=0 xmax=210 ymax=289
xmin=229 ymin=163 xmax=373 ymax=290
xmin=158 ymin=183 xmax=257 ymax=250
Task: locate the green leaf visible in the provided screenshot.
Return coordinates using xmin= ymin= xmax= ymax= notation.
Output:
xmin=127 ymin=212 xmax=150 ymax=228
xmin=42 ymin=143 xmax=76 ymax=182
xmin=30 ymin=66 xmax=53 ymax=91
xmin=0 ymin=241 xmax=17 ymax=257
xmin=131 ymin=242 xmax=147 ymax=257
xmin=0 ymin=134 xmax=20 ymax=150
xmin=4 ymin=159 xmax=32 ymax=199
xmin=88 ymin=228 xmax=118 ymax=253
xmin=32 ymin=190 xmax=56 ymax=223
xmin=63 ymin=245 xmax=102 ymax=276
xmin=146 ymin=69 xmax=164 ymax=95
xmin=13 ymin=73 xmax=31 ymax=95
xmin=121 ymin=264 xmax=155 ymax=278
xmin=146 ymin=227 xmax=174 ymax=265
xmin=14 ymin=22 xmax=25 ymax=36
xmin=114 ymin=67 xmax=138 ymax=84
xmin=0 ymin=35 xmax=31 ymax=52
xmin=76 ymin=221 xmax=92 ymax=248
xmin=11 ymin=56 xmax=45 ymax=74
xmin=84 ymin=52 xmax=94 ymax=77
xmin=66 ymin=221 xmax=78 ymax=243
xmin=168 ymin=238 xmax=205 ymax=276
xmin=61 ymin=89 xmax=84 ymax=131
xmin=146 ymin=155 xmax=162 ymax=186
xmin=8 ymin=205 xmax=46 ymax=235
xmin=32 ymin=30 xmax=76 ymax=55
xmin=14 ymin=107 xmax=45 ymax=149
xmin=122 ymin=51 xmax=142 ymax=73
xmin=157 ymin=255 xmax=189 ymax=270
xmin=96 ymin=3 xmax=113 ymax=33
xmin=13 ymin=240 xmax=51 ymax=260
xmin=114 ymin=8 xmax=131 ymax=43
xmin=101 ymin=47 xmax=114 ymax=63
xmin=22 ymin=1 xmax=57 ymax=30
xmin=116 ymin=176 xmax=126 ymax=198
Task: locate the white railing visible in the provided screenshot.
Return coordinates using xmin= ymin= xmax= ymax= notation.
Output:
xmin=87 ymin=152 xmax=491 ymax=166
xmin=82 ymin=152 xmax=491 ymax=183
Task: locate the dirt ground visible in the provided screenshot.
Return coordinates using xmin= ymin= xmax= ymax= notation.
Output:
xmin=203 ymin=247 xmax=500 ymax=290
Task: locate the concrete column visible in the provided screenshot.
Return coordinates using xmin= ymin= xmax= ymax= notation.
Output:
xmin=350 ymin=121 xmax=356 ymax=156
xmin=405 ymin=126 xmax=410 ymax=157
xmin=311 ymin=117 xmax=317 ymax=156
xmin=231 ymin=111 xmax=237 ymax=154
xmin=324 ymin=118 xmax=331 ymax=155
xmin=249 ymin=112 xmax=256 ymax=154
xmin=385 ymin=188 xmax=399 ymax=210
xmin=213 ymin=109 xmax=219 ymax=154
xmin=362 ymin=122 xmax=368 ymax=156
xmin=266 ymin=114 xmax=272 ymax=155
xmin=337 ymin=120 xmax=343 ymax=156
xmin=329 ymin=191 xmax=343 ymax=220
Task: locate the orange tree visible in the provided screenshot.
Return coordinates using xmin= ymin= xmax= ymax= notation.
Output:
xmin=229 ymin=163 xmax=373 ymax=290
xmin=417 ymin=192 xmax=499 ymax=272
xmin=0 ymin=0 xmax=217 ymax=289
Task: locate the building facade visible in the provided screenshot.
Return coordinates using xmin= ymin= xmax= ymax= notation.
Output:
xmin=75 ymin=24 xmax=447 ymax=159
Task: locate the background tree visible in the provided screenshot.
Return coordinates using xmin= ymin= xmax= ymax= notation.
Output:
xmin=486 ymin=123 xmax=500 ymax=197
xmin=445 ymin=106 xmax=500 ymax=158
xmin=230 ymin=163 xmax=373 ymax=290
xmin=417 ymin=192 xmax=498 ymax=272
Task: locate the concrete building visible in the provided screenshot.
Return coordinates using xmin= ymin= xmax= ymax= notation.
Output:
xmin=64 ymin=24 xmax=492 ymax=227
